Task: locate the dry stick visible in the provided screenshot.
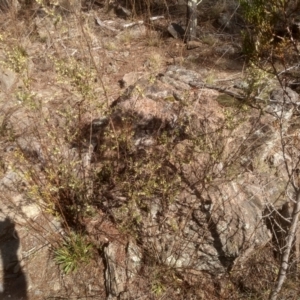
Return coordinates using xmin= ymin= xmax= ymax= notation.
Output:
xmin=95 ymin=17 xmax=120 ymax=33
xmin=95 ymin=16 xmax=164 ymax=31
xmin=269 ymin=190 xmax=300 ymax=300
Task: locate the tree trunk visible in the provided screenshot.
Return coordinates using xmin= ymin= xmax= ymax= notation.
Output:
xmin=186 ymin=0 xmax=197 ymax=41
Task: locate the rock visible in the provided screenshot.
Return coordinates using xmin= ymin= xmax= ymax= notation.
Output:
xmin=0 ymin=194 xmax=41 ymax=224
xmin=0 ymin=67 xmax=23 ymax=91
xmin=168 ymin=23 xmax=185 ymax=39
xmin=21 ymin=202 xmax=41 ymax=220
xmin=214 ymin=44 xmax=238 ymax=56
xmin=104 ymin=242 xmax=127 ymax=298
xmin=200 ymin=178 xmax=272 ymax=265
xmin=34 ymin=290 xmax=43 ymax=296
xmin=269 ymin=152 xmax=291 ymax=167
xmin=93 ymin=66 xmax=299 ymax=281
xmin=0 ymin=171 xmax=22 ymax=192
xmin=120 ymin=72 xmax=145 ymax=88
xmin=269 ymin=87 xmax=299 ymax=104
xmin=17 ymin=137 xmax=45 ymax=164
xmin=104 ymin=240 xmax=143 ymax=299
xmin=126 ymin=241 xmax=142 ymax=280
xmin=106 ymin=62 xmax=119 ymax=74
xmin=128 ymin=170 xmax=272 ymax=274
xmin=186 ymin=41 xmax=202 ymax=49
xmin=164 ymin=65 xmax=203 ymax=85
xmin=116 ymin=25 xmax=147 ymax=40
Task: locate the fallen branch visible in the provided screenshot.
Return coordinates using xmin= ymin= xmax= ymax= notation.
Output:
xmin=95 ymin=17 xmax=120 ymax=33
xmin=95 ymin=16 xmax=165 ymax=31
xmin=122 ymin=21 xmax=144 ymax=29
xmin=122 ymin=16 xmax=165 ymax=29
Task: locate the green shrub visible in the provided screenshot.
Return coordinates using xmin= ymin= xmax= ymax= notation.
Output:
xmin=239 ymin=0 xmax=284 ymax=58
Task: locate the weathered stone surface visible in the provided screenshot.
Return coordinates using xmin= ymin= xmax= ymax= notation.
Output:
xmin=126 ymin=241 xmax=142 ymax=280
xmin=104 ymin=241 xmax=127 ymax=298
xmin=0 ymin=193 xmax=41 ymax=224
xmin=201 ymin=179 xmax=272 ymax=260
xmin=270 ymin=87 xmax=299 ymax=104
xmin=98 ymin=65 xmax=299 ymax=288
xmin=121 ymin=72 xmax=145 ymax=88
xmin=0 ymin=171 xmax=22 ymax=192
xmin=214 ymin=44 xmax=239 ymax=56
xmin=268 ymin=87 xmax=300 ymax=119
xmin=0 ymin=67 xmax=23 ymax=91
xmin=104 ymin=239 xmax=144 ymax=299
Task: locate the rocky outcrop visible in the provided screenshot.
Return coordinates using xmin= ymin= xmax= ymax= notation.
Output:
xmin=95 ymin=66 xmax=300 ymax=298
xmin=1 ymin=62 xmax=298 ymax=298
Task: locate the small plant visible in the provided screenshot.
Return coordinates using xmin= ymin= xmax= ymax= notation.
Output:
xmin=1 ymin=44 xmax=30 ymax=87
xmin=4 ymin=45 xmax=28 ymax=74
xmin=201 ymin=34 xmax=217 ymax=46
xmin=54 ymin=57 xmax=96 ymax=99
xmin=54 ymin=232 xmax=93 ymax=274
xmin=145 ymin=32 xmax=161 ymax=47
xmin=145 ymin=52 xmax=163 ymax=71
xmin=151 ymin=280 xmax=165 ymax=296
xmin=118 ymin=30 xmax=134 ymax=44
xmin=16 ymin=91 xmax=40 ymax=110
xmin=205 ymin=71 xmax=216 ymax=84
xmin=243 ymin=62 xmax=275 ymax=101
xmin=103 ymin=41 xmax=118 ymax=51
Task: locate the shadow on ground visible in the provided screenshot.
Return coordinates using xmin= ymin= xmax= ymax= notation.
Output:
xmin=0 ymin=217 xmax=28 ymax=300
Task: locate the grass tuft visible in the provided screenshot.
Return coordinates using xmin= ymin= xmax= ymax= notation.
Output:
xmin=54 ymin=232 xmax=93 ymax=274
